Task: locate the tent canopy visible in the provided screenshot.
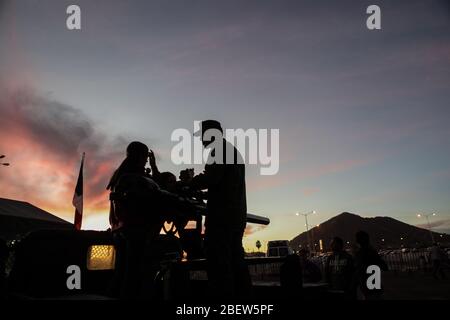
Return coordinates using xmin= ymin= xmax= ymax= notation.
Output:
xmin=0 ymin=198 xmax=74 ymax=241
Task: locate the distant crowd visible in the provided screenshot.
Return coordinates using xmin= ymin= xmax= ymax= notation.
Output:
xmin=280 ymin=231 xmax=448 ymax=300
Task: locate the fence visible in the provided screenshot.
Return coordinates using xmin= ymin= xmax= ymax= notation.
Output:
xmin=380 ymin=250 xmax=432 ymax=272
xmin=190 ymin=250 xmax=443 ymax=282
xmin=309 ymin=249 xmax=447 ymax=273
xmin=188 ymin=257 xmax=284 ymax=281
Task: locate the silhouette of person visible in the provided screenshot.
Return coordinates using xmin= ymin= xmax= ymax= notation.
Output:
xmin=325 ymin=237 xmax=355 ymax=299
xmin=280 ymin=254 xmax=303 ymax=299
xmin=107 ymin=141 xmax=155 ymax=230
xmin=298 ymin=248 xmax=322 ymax=283
xmin=107 ymin=141 xmax=173 ymax=299
xmin=353 ymin=231 xmax=387 ymax=300
xmin=179 ymin=168 xmax=194 ymax=185
xmin=107 ymin=142 xmax=197 ymax=299
xmin=430 ymin=243 xmax=447 ymax=280
xmin=187 ymin=120 xmax=252 ymax=300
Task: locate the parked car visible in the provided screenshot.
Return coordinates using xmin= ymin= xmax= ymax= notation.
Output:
xmin=266 ymin=240 xmax=293 ymax=257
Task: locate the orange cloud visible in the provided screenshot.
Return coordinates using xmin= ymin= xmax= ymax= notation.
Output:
xmin=244 ymin=224 xmax=267 ymax=236
xmin=0 ymin=85 xmax=127 ymax=225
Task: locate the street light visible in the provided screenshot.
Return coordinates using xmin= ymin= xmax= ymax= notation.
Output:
xmin=417 ymin=213 xmax=436 ymax=243
xmin=296 ymin=210 xmax=316 ymax=252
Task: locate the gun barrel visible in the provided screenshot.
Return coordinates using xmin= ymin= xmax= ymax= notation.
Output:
xmin=246 ymin=213 xmax=270 ymax=225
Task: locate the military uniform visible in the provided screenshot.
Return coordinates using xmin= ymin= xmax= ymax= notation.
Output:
xmin=191 ymin=138 xmax=252 ymax=300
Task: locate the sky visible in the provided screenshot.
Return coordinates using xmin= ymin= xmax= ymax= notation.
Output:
xmin=0 ymin=0 xmax=449 ymax=251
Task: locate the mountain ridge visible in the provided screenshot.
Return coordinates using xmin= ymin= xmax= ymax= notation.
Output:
xmin=290 ymin=212 xmax=450 ymax=250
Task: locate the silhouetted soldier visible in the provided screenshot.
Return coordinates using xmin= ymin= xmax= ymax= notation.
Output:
xmin=107 ymin=141 xmax=159 ymax=298
xmin=107 ymin=142 xmax=188 ymax=298
xmin=187 ymin=120 xmax=252 ymax=300
xmin=107 ymin=142 xmax=160 ymax=231
xmin=353 ymin=231 xmax=387 ymax=300
xmin=325 ymin=237 xmax=355 ymax=299
xmin=107 ymin=142 xmax=197 ymax=299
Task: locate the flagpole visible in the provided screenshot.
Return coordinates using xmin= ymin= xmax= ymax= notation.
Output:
xmin=73 ymin=152 xmax=85 ymax=230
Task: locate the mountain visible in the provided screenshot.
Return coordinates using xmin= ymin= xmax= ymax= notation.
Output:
xmin=290 ymin=212 xmax=450 ymax=251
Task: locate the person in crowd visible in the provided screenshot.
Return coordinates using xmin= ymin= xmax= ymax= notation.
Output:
xmin=280 ymin=254 xmax=303 ymax=299
xmin=419 ymin=255 xmax=427 ymax=274
xmin=298 ymin=248 xmax=322 ymax=283
xmin=430 ymin=243 xmax=447 ymax=280
xmin=325 ymin=237 xmax=355 ymax=299
xmin=353 ymin=231 xmax=388 ymax=300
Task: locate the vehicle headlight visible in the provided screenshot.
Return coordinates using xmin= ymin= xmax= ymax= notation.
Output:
xmin=87 ymin=245 xmax=116 ymax=270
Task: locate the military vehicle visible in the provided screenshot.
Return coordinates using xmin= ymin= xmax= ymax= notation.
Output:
xmin=0 ymin=188 xmax=328 ymax=300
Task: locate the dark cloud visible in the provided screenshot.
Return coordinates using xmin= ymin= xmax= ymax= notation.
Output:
xmin=0 ymin=85 xmax=130 ymax=214
xmin=0 ymin=85 xmax=128 ymax=162
xmin=5 ymin=87 xmax=95 ymax=158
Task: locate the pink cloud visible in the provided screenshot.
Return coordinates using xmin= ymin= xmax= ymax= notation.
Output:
xmin=301 ymin=187 xmax=320 ymax=196
xmin=244 ymin=224 xmax=267 ymax=236
xmin=0 ymin=85 xmax=126 ymax=221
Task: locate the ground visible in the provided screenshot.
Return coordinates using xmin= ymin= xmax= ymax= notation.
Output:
xmin=383 ymin=271 xmax=450 ymax=300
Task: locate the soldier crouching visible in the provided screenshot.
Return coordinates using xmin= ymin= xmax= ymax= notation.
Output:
xmin=106 ymin=141 xmax=189 ymax=299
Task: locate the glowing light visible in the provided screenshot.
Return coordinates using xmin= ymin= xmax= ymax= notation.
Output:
xmin=87 ymin=245 xmax=116 ymax=270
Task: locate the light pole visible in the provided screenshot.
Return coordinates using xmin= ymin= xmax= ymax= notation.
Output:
xmin=296 ymin=210 xmax=316 ymax=253
xmin=417 ymin=213 xmax=436 ymax=244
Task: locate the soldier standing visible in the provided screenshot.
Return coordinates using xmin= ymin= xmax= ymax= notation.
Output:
xmin=187 ymin=120 xmax=252 ymax=300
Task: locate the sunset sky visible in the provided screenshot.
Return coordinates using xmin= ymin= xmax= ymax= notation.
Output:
xmin=1 ymin=0 xmax=449 ymax=251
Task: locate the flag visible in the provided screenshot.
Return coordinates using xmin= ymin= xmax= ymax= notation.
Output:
xmin=73 ymin=152 xmax=85 ymax=230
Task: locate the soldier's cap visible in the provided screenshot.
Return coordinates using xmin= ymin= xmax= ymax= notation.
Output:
xmin=193 ymin=120 xmax=223 ymax=137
